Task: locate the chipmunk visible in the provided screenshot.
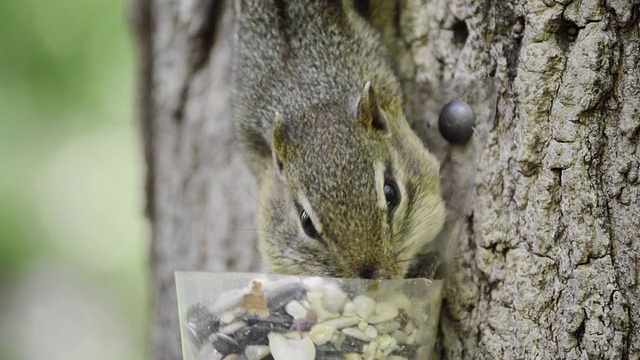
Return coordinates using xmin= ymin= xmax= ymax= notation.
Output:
xmin=231 ymin=0 xmax=445 ymax=279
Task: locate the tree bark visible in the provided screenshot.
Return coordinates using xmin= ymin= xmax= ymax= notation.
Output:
xmin=132 ymin=0 xmax=639 ymax=359
xmin=402 ymin=1 xmax=640 ymax=359
xmin=131 ymin=1 xmax=260 ymax=358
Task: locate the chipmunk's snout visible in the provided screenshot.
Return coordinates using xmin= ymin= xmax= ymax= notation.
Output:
xmin=356 ymin=263 xmax=399 ymax=280
xmin=358 ymin=264 xmax=379 ymax=279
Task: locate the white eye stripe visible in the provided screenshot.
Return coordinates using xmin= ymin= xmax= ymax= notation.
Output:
xmin=373 ymin=161 xmax=387 ymax=209
xmin=375 ymin=153 xmax=407 ymax=216
xmin=391 ymin=153 xmax=408 ymax=214
xmin=298 ymin=192 xmax=323 ymax=234
xmin=395 ymin=172 xmax=407 ymax=211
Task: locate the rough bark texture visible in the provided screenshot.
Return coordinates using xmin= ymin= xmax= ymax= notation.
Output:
xmin=133 ymin=0 xmax=639 ymax=359
xmin=398 ymin=1 xmax=639 ymax=359
xmin=131 ymin=1 xmax=261 ymax=358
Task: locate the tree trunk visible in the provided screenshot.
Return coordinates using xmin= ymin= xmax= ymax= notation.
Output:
xmin=405 ymin=2 xmax=640 ymax=359
xmin=132 ymin=0 xmax=639 ymax=359
xmin=131 ymin=1 xmax=261 ymax=358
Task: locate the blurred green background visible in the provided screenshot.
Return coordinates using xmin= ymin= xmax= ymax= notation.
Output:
xmin=0 ymin=0 xmax=148 ymax=359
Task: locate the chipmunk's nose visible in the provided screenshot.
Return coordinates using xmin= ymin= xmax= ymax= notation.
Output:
xmin=358 ymin=264 xmax=380 ymax=279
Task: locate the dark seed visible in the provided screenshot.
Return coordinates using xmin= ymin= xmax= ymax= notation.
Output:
xmin=338 ymin=336 xmax=369 ymax=352
xmin=210 ymin=332 xmax=241 ymax=356
xmin=313 ymin=351 xmax=343 ymax=360
xmin=265 ymin=282 xmax=305 ymax=311
xmin=241 ymin=308 xmax=295 ymax=334
xmin=315 ymin=336 xmax=368 ymax=354
xmin=315 ymin=343 xmax=344 ymax=359
xmin=186 ymin=303 xmax=220 ymax=348
xmin=392 ymin=344 xmax=418 ymax=358
xmin=267 ymin=313 xmax=295 ymax=332
xmin=316 ymin=337 xmax=368 ymax=359
xmin=438 ymin=99 xmax=475 ymax=144
xmin=233 ymin=323 xmax=272 ymax=347
xmin=245 ymin=311 xmax=294 ymax=332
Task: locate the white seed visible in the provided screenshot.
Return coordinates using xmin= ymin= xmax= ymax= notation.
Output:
xmin=282 ymin=331 xmax=302 ymax=340
xmin=268 ymin=333 xmax=315 ymax=360
xmin=322 ymin=282 xmax=348 ymax=313
xmin=244 ymin=345 xmax=270 ymax=360
xmin=212 ymin=289 xmax=245 ymax=313
xmin=219 ymin=311 xmax=235 ymax=324
xmin=285 ymin=300 xmax=307 ymax=319
xmin=375 ymin=333 xmax=393 ymax=350
xmin=374 ymin=320 xmax=401 ymax=334
xmin=391 ymin=330 xmax=407 ymax=344
xmin=321 ymin=316 xmax=360 ymax=329
xmin=306 ymin=291 xmax=324 ymax=303
xmin=309 ymin=298 xmax=340 ymax=321
xmin=232 ymin=306 xmax=248 ymax=317
xmin=367 ymin=302 xmax=398 ymax=324
xmin=267 ymin=278 xmax=301 ymax=292
xmin=381 ymin=338 xmax=399 ymax=357
xmin=301 ymin=276 xmax=325 ymax=292
xmin=300 ymin=300 xmax=311 ymax=309
xmin=219 ymin=320 xmax=247 ymax=334
xmin=416 ymin=344 xmax=431 ymax=359
xmin=197 ymin=343 xmax=223 ymax=360
xmin=382 ymin=347 xmax=397 ymax=358
xmin=331 ymin=330 xmax=346 ymax=348
xmin=404 ymin=320 xmax=415 ymax=334
xmin=342 ymin=301 xmax=356 ymax=317
xmin=344 ymin=352 xmax=363 ymax=360
xmin=362 ymin=341 xmax=378 ymax=360
xmin=342 ymin=327 xmax=372 ymax=342
xmin=364 ymin=325 xmax=378 ymax=339
xmin=358 ymin=321 xmax=368 ymax=331
xmin=381 ymin=292 xmax=413 ymax=318
xmin=308 ymin=324 xmax=335 ymax=345
xmin=352 ymin=295 xmax=376 ymax=320
xmin=361 ymin=344 xmax=371 ymax=360
xmin=406 ymin=328 xmax=417 ymax=345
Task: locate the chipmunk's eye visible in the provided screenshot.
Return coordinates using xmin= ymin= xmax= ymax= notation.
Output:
xmin=300 ymin=210 xmax=320 ymax=239
xmin=383 ymin=179 xmax=400 ymax=212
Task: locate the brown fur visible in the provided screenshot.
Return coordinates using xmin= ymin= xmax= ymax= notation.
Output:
xmin=232 ymin=0 xmax=445 ymax=279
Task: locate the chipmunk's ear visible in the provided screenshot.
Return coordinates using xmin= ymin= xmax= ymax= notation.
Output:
xmin=272 ymin=112 xmax=290 ymax=173
xmin=357 ymin=81 xmax=388 ymax=132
